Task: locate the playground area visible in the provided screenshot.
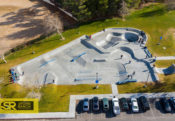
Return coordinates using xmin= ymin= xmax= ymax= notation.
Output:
xmin=12 ymin=28 xmax=159 ymax=87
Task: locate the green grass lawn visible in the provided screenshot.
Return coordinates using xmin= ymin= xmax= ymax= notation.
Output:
xmin=0 ymin=83 xmax=111 ymax=112
xmin=155 ymin=60 xmax=175 ymax=68
xmin=0 ymin=3 xmax=175 ymax=111
xmin=118 ymin=74 xmax=175 ymax=93
xmin=39 ymin=84 xmax=111 ymax=112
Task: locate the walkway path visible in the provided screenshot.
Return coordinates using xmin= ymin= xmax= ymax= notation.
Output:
xmin=111 ymin=83 xmax=118 ymax=96
xmin=156 ymin=56 xmax=175 ymax=60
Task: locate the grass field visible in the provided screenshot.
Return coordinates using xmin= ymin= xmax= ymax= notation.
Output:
xmin=118 ymin=74 xmax=175 ymax=93
xmin=0 ymin=83 xmax=111 ymax=112
xmin=0 ymin=3 xmax=175 ymax=112
xmin=155 ymin=60 xmax=175 ymax=68
xmin=39 ymin=84 xmax=111 ymax=112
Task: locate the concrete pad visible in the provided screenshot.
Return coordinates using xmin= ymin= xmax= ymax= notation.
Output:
xmin=12 ymin=28 xmax=158 ymax=87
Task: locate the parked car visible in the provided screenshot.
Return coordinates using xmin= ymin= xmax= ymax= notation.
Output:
xmin=139 ymin=96 xmax=150 ymax=111
xmin=120 ymin=97 xmax=129 ymax=111
xmin=160 ymin=98 xmax=171 ymax=113
xmin=170 ymin=97 xmax=175 ymax=110
xmin=93 ymin=97 xmax=99 ymax=111
xmin=83 ymin=98 xmax=89 ymax=112
xmin=131 ymin=98 xmax=139 ymax=113
xmin=102 ymin=98 xmax=109 ymax=111
xmin=112 ymin=97 xmax=120 ymax=115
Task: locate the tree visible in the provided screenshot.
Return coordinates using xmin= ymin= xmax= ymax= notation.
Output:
xmin=76 ymin=0 xmax=91 ymax=22
xmin=118 ymin=0 xmax=128 ymax=20
xmin=86 ymin=0 xmax=99 ymax=19
xmin=139 ymin=0 xmax=145 ymax=8
xmin=0 ymin=41 xmax=8 ymax=63
xmin=44 ymin=14 xmax=65 ymax=40
xmin=166 ymin=0 xmax=175 ymax=10
xmin=0 ymin=54 xmax=7 ymax=63
xmin=108 ymin=0 xmax=120 ymax=16
xmin=98 ymin=0 xmax=109 ymax=17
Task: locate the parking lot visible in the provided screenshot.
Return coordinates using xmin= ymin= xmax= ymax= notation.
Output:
xmin=56 ymin=98 xmax=175 ymax=121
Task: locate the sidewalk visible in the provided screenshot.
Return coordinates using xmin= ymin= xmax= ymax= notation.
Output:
xmin=156 ymin=56 xmax=175 ymax=60
xmin=119 ymin=92 xmax=175 ymax=98
xmin=111 ymin=83 xmax=118 ymax=96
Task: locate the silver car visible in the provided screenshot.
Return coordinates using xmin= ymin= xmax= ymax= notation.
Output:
xmin=112 ymin=97 xmax=120 ymax=115
xmin=83 ymin=98 xmax=89 ymax=112
xmin=131 ymin=98 xmax=139 ymax=113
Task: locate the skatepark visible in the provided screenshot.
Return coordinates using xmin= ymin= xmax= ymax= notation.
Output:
xmin=11 ymin=28 xmax=159 ymax=87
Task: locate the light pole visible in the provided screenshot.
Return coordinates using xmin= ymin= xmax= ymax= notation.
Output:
xmin=95 ymin=72 xmax=99 ymax=89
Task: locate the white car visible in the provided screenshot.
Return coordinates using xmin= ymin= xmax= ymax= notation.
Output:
xmin=112 ymin=97 xmax=120 ymax=115
xmin=131 ymin=98 xmax=139 ymax=113
xmin=83 ymin=98 xmax=89 ymax=112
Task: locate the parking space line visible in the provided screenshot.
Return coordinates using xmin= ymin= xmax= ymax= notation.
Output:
xmin=116 ymin=112 xmax=124 ymax=120
xmin=131 ymin=112 xmax=134 ymax=121
xmin=149 ymin=104 xmax=158 ymax=121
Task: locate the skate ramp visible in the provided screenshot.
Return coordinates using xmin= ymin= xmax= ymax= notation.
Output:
xmin=44 ymin=72 xmax=57 ymax=85
xmin=163 ymin=64 xmax=175 ymax=75
xmin=106 ymin=33 xmax=122 ymax=42
xmin=96 ymin=33 xmax=122 ymax=48
xmin=81 ymin=39 xmax=104 ymax=54
xmin=116 ymin=79 xmax=137 ymax=85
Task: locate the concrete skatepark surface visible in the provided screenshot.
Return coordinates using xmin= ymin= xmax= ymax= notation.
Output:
xmin=13 ymin=28 xmax=159 ymax=87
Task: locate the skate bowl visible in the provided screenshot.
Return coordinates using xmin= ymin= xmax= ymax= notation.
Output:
xmin=124 ymin=32 xmax=139 ymax=42
xmin=96 ymin=30 xmax=140 ymax=47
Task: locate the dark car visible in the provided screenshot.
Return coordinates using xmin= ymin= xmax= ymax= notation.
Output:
xmin=170 ymin=97 xmax=175 ymax=110
xmin=160 ymin=98 xmax=171 ymax=113
xmin=120 ymin=98 xmax=129 ymax=111
xmin=139 ymin=96 xmax=150 ymax=111
xmin=102 ymin=98 xmax=109 ymax=111
xmin=93 ymin=97 xmax=99 ymax=111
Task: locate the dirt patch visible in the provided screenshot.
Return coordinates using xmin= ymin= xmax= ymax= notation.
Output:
xmin=166 ymin=28 xmax=175 ymax=39
xmin=164 ymin=28 xmax=175 ymax=41
xmin=0 ymin=6 xmax=19 ymax=14
xmin=0 ymin=0 xmax=65 ymax=55
xmin=26 ymin=91 xmax=41 ymax=100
